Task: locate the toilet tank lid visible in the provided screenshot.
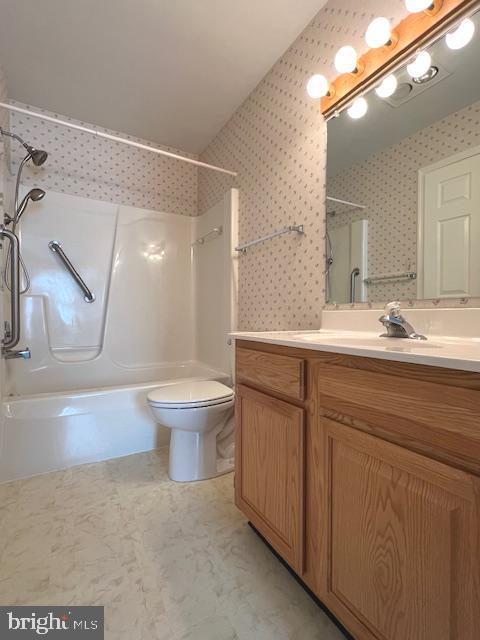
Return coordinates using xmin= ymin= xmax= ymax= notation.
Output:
xmin=147 ymin=380 xmax=234 ymax=405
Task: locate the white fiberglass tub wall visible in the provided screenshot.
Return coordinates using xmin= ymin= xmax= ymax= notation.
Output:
xmin=8 ymin=191 xmax=196 ymax=394
xmin=0 ymin=189 xmax=238 ymax=482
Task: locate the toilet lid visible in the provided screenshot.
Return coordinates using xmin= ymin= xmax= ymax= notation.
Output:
xmin=147 ymin=380 xmax=234 ymax=408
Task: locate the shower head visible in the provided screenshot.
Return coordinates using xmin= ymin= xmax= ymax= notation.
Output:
xmin=15 ymin=188 xmax=46 ymax=223
xmin=25 ymin=146 xmax=48 ymax=166
xmin=27 ymin=187 xmax=46 ymax=202
xmin=0 ymin=127 xmax=48 ymax=165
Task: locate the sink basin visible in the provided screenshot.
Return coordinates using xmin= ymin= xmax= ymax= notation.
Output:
xmin=289 ymin=331 xmax=442 ymax=350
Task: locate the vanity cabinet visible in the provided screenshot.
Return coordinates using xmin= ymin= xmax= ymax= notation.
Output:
xmin=234 ymin=383 xmax=305 ymax=572
xmin=234 ymin=341 xmax=480 ymax=640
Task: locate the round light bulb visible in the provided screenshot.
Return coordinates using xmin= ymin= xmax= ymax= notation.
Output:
xmin=306 ymin=74 xmax=329 ymax=99
xmin=407 ymin=51 xmax=432 ymax=78
xmin=405 ymin=0 xmax=434 ymax=13
xmin=366 ymin=17 xmax=392 ymax=48
xmin=334 ymin=46 xmax=358 ymax=73
xmin=375 ymin=74 xmax=398 ymax=98
xmin=347 ymin=97 xmax=368 ymax=119
xmin=446 ymin=19 xmax=475 ymax=50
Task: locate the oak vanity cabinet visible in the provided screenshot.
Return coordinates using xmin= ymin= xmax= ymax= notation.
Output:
xmin=234 ymin=340 xmax=480 ymax=640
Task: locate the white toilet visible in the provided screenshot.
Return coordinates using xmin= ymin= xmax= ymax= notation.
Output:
xmin=147 ymin=380 xmax=235 ymax=482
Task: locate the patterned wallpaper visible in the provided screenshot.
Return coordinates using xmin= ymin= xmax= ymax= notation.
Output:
xmin=328 ymin=98 xmax=480 ymax=302
xmin=7 ymin=102 xmax=198 ymax=217
xmin=198 ymin=0 xmax=409 ymax=331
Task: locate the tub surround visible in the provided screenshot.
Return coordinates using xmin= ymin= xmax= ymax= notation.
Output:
xmin=231 ymin=308 xmax=480 ymax=372
xmin=233 ymin=334 xmax=480 ymax=640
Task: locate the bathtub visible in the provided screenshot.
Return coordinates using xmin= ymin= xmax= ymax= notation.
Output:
xmin=0 ymin=362 xmax=230 ymax=483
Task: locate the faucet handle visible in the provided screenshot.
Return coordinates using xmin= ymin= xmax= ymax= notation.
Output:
xmin=385 ymin=301 xmax=402 ymax=317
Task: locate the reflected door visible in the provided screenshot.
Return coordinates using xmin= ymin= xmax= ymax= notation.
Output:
xmin=421 ymin=151 xmax=480 ymax=298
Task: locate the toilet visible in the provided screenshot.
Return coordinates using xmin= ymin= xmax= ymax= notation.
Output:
xmin=147 ymin=380 xmax=235 ymax=482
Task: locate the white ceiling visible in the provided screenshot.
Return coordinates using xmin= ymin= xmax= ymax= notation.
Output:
xmin=0 ymin=0 xmax=327 ymax=153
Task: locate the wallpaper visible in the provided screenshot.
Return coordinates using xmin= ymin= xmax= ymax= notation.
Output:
xmin=328 ymin=98 xmax=480 ymax=302
xmin=198 ymin=0 xmax=410 ymax=331
xmin=7 ymin=102 xmax=198 ymax=217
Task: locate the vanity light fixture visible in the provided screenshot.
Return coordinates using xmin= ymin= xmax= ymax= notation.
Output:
xmin=375 ymin=74 xmax=398 ymax=98
xmin=334 ymin=46 xmax=362 ymax=74
xmin=306 ymin=74 xmax=332 ymax=99
xmin=347 ymin=97 xmax=368 ymax=119
xmin=366 ymin=17 xmax=396 ymax=49
xmin=407 ymin=51 xmax=432 ymax=78
xmin=405 ymin=0 xmax=442 ymax=14
xmin=446 ymin=18 xmax=475 ymax=49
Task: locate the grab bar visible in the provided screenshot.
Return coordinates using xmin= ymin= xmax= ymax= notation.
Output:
xmin=350 ymin=267 xmax=360 ymax=303
xmin=1 ymin=228 xmax=21 ymax=350
xmin=49 ymin=240 xmax=95 ymax=303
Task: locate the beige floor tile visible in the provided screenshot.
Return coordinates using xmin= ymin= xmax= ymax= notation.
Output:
xmin=0 ymin=450 xmax=345 ymax=640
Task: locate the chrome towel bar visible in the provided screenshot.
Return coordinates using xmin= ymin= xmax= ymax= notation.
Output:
xmin=365 ymin=271 xmax=417 ymax=285
xmin=193 ymin=226 xmax=223 ymax=247
xmin=235 ymin=224 xmax=304 ymax=253
xmin=49 ymin=240 xmax=95 ymax=303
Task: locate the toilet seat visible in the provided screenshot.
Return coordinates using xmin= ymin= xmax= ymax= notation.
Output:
xmin=147 ymin=380 xmax=234 ymax=410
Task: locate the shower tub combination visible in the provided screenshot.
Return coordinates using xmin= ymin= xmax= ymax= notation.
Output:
xmin=0 ymin=188 xmax=238 ymax=482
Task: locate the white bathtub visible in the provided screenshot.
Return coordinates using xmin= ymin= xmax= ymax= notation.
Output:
xmin=0 ymin=363 xmax=230 ymax=483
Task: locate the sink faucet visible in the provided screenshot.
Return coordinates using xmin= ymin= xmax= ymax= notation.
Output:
xmin=379 ymin=302 xmax=426 ymax=340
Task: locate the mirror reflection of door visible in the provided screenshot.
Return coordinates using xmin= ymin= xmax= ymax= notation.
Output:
xmin=419 ymin=149 xmax=480 ymax=299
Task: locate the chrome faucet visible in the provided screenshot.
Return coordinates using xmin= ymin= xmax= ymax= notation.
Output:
xmin=379 ymin=302 xmax=426 ymax=340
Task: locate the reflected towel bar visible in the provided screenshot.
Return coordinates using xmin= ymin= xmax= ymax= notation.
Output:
xmin=365 ymin=271 xmax=417 ymax=284
xmin=49 ymin=240 xmax=95 ymax=303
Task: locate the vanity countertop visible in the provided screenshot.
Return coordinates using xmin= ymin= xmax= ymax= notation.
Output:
xmin=230 ymin=329 xmax=480 ymax=373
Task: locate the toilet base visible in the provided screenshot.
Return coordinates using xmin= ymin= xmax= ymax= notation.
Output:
xmin=168 ymin=428 xmax=234 ymax=482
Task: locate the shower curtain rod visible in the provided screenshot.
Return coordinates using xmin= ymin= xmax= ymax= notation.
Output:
xmin=0 ymin=102 xmax=238 ymax=177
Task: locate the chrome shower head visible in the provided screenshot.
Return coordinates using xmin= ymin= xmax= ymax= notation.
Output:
xmin=25 ymin=146 xmax=48 ymax=166
xmin=15 ymin=188 xmax=46 ymax=223
xmin=27 ymin=188 xmax=46 ymax=202
xmin=0 ymin=127 xmax=48 ymax=165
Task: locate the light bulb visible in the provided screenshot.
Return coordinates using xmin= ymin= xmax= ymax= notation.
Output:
xmin=405 ymin=0 xmax=434 ymax=12
xmin=446 ymin=19 xmax=475 ymax=50
xmin=375 ymin=74 xmax=398 ymax=98
xmin=306 ymin=74 xmax=329 ymax=99
xmin=347 ymin=97 xmax=368 ymax=119
xmin=407 ymin=51 xmax=432 ymax=78
xmin=366 ymin=17 xmax=392 ymax=48
xmin=334 ymin=46 xmax=358 ymax=73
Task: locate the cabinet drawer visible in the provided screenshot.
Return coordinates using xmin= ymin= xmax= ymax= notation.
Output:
xmin=316 ymin=361 xmax=480 ymax=474
xmin=236 ymin=347 xmax=305 ymax=401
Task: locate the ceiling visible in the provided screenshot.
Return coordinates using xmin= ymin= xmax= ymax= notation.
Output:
xmin=0 ymin=0 xmax=327 ymax=154
xmin=328 ymin=10 xmax=480 ymax=177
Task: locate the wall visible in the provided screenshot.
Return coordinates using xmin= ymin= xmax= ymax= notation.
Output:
xmin=194 ymin=189 xmax=238 ymax=375
xmin=8 ymin=101 xmax=198 ymax=216
xmin=10 ymin=190 xmax=196 ymax=395
xmin=198 ymin=0 xmax=409 ymax=331
xmin=328 ymin=98 xmax=480 ymax=302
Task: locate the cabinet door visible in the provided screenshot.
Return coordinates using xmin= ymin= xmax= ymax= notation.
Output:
xmin=235 ymin=384 xmax=305 ymax=572
xmin=322 ymin=417 xmax=480 ymax=640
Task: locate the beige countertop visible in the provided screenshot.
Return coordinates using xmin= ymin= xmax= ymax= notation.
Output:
xmin=230 ymin=329 xmax=480 ymax=373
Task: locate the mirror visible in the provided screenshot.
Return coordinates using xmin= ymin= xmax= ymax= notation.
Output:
xmin=326 ymin=10 xmax=480 ymax=305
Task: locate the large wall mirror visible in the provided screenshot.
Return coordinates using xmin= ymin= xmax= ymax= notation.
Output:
xmin=325 ymin=9 xmax=480 ymax=306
